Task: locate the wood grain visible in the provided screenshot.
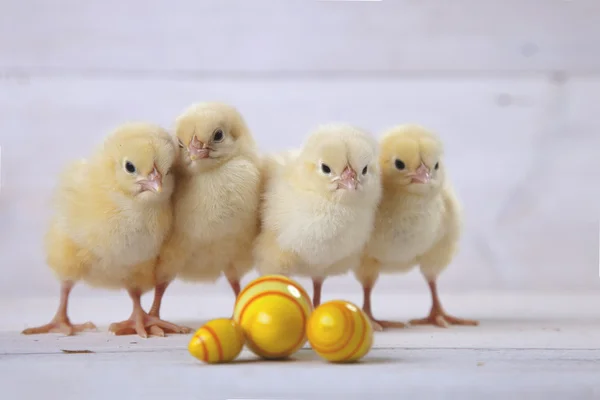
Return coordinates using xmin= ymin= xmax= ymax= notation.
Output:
xmin=0 ymin=0 xmax=598 ymax=73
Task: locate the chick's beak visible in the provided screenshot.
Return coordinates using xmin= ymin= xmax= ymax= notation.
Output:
xmin=410 ymin=163 xmax=431 ymax=184
xmin=140 ymin=166 xmax=162 ymax=193
xmin=188 ymin=135 xmax=210 ymax=161
xmin=337 ymin=166 xmax=358 ymax=190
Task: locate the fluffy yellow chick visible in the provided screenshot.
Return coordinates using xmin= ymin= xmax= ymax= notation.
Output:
xmin=22 ymin=122 xmax=189 ymax=337
xmin=355 ymin=124 xmax=479 ymax=330
xmin=254 ymin=124 xmax=382 ymax=307
xmin=147 ymin=102 xmax=261 ymax=319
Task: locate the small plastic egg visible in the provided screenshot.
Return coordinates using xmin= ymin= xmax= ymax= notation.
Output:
xmin=233 ymin=274 xmax=313 ymax=359
xmin=188 ymin=318 xmax=245 ymax=363
xmin=307 ymin=300 xmax=373 ymax=363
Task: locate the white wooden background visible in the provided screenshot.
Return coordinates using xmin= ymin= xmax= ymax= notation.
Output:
xmin=0 ymin=0 xmax=599 ymax=299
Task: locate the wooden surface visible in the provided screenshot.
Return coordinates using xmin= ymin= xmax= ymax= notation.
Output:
xmin=1 ymin=0 xmax=599 ymax=73
xmin=1 ymin=292 xmax=599 ymax=399
xmin=1 ymin=74 xmax=598 ymax=297
xmin=2 ymin=3 xmax=599 ymax=397
xmin=0 ymin=0 xmax=599 ymax=298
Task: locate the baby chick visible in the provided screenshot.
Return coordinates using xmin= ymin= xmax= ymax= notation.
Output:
xmin=355 ymin=124 xmax=479 ymax=330
xmin=254 ymin=124 xmax=382 ymax=307
xmin=147 ymin=102 xmax=261 ymax=319
xmin=22 ymin=122 xmax=189 ymax=337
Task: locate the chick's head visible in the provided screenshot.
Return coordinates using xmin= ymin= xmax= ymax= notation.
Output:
xmin=174 ymin=102 xmax=255 ymax=173
xmin=379 ymin=124 xmax=445 ymax=195
xmin=295 ymin=124 xmax=381 ymax=204
xmin=99 ymin=122 xmax=178 ymax=202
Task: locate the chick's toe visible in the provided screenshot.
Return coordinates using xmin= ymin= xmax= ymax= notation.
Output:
xmin=109 ymin=289 xmax=191 ymax=338
xmin=22 ymin=320 xmax=96 ymax=336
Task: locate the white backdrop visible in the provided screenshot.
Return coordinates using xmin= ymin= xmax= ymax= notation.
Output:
xmin=0 ymin=0 xmax=599 ymax=299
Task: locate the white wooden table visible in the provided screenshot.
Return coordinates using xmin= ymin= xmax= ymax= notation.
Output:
xmin=1 ymin=292 xmax=599 ymax=399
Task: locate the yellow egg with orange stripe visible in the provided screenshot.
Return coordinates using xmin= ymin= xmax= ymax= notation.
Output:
xmin=233 ymin=274 xmax=313 ymax=360
xmin=306 ymin=300 xmax=373 ymax=363
xmin=188 ymin=318 xmax=245 ymax=363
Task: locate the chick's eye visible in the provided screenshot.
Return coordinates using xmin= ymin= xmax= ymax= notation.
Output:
xmin=434 ymin=162 xmax=439 ymax=170
xmin=362 ymin=165 xmax=368 ymax=175
xmin=321 ymin=163 xmax=331 ymax=174
xmin=394 ymin=159 xmax=405 ymax=170
xmin=213 ymin=129 xmax=224 ymax=142
xmin=125 ymin=161 xmax=136 ymax=174
xmin=177 ymin=138 xmax=184 ymax=148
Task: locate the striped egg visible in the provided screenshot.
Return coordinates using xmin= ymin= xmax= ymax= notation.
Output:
xmin=307 ymin=300 xmax=373 ymax=363
xmin=188 ymin=318 xmax=245 ymax=363
xmin=233 ymin=274 xmax=313 ymax=360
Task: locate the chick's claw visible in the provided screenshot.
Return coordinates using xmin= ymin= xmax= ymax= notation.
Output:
xmin=363 ymin=312 xmax=407 ymax=331
xmin=22 ymin=320 xmax=96 ymax=336
xmin=368 ymin=318 xmax=407 ymax=331
xmin=173 ymin=324 xmax=193 ymax=334
xmin=361 ymin=286 xmax=407 ymax=331
xmin=368 ymin=319 xmax=383 ymax=332
xmin=409 ymin=311 xmax=479 ymax=328
xmin=109 ymin=312 xmax=191 ymax=338
xmin=148 ymin=325 xmax=165 ymax=337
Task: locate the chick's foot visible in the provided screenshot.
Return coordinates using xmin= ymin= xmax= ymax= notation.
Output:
xmin=109 ymin=311 xmax=191 ymax=338
xmin=110 ymin=288 xmax=191 ymax=338
xmin=410 ymin=279 xmax=479 ymax=328
xmin=365 ymin=313 xmax=407 ymax=332
xmin=409 ymin=311 xmax=479 ymax=328
xmin=22 ymin=319 xmax=96 ymax=336
xmin=361 ymin=284 xmax=407 ymax=331
xmin=22 ymin=281 xmax=96 ymax=336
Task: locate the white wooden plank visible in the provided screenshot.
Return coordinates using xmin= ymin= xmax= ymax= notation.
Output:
xmin=495 ymin=75 xmax=600 ymax=284
xmin=473 ymin=74 xmax=600 ymax=291
xmin=0 ymin=0 xmax=598 ymax=73
xmin=2 ymin=295 xmax=599 ymax=399
xmin=1 ymin=75 xmax=598 ymax=298
xmin=3 ymin=293 xmax=599 ymax=349
xmin=0 ymin=347 xmax=598 ymax=400
xmin=0 ymin=75 xmax=555 ymax=297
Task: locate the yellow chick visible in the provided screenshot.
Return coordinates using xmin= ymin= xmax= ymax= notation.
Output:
xmin=355 ymin=124 xmax=479 ymax=330
xmin=148 ymin=102 xmax=261 ymax=319
xmin=22 ymin=122 xmax=189 ymax=337
xmin=254 ymin=124 xmax=382 ymax=307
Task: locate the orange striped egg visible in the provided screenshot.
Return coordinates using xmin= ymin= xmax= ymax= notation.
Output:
xmin=233 ymin=274 xmax=313 ymax=360
xmin=307 ymin=300 xmax=373 ymax=363
xmin=188 ymin=318 xmax=245 ymax=363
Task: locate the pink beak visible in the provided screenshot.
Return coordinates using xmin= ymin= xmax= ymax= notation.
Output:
xmin=189 ymin=135 xmax=210 ymax=160
xmin=410 ymin=163 xmax=431 ymax=184
xmin=337 ymin=166 xmax=358 ymax=190
xmin=139 ymin=166 xmax=163 ymax=193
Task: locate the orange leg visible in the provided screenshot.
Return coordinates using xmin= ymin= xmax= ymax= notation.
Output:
xmin=21 ymin=281 xmax=96 ymax=336
xmin=226 ymin=275 xmax=241 ymax=298
xmin=224 ymin=269 xmax=243 ymax=319
xmin=362 ymin=283 xmax=407 ymax=331
xmin=109 ymin=288 xmax=191 ymax=338
xmin=148 ymin=282 xmax=168 ymax=318
xmin=226 ymin=275 xmax=243 ymax=319
xmin=312 ymin=278 xmax=323 ymax=308
xmin=409 ymin=279 xmax=479 ymax=328
xmin=147 ymin=282 xmax=191 ymax=336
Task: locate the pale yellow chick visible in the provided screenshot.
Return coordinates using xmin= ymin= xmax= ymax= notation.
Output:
xmin=22 ymin=122 xmax=189 ymax=337
xmin=355 ymin=124 xmax=479 ymax=330
xmin=254 ymin=124 xmax=382 ymax=307
xmin=148 ymin=102 xmax=261 ymax=319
